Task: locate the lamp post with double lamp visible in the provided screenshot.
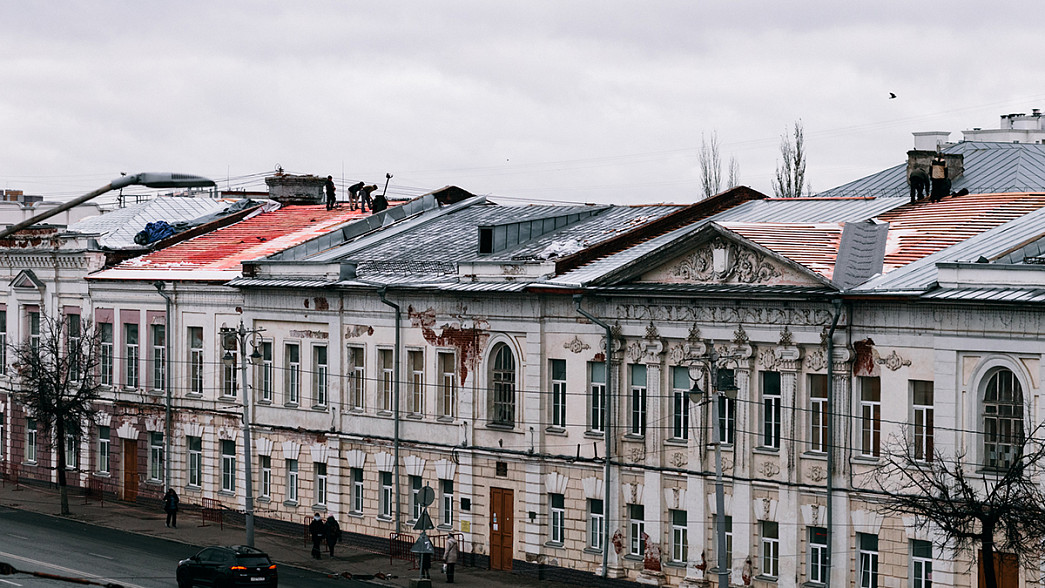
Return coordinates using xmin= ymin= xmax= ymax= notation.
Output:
xmin=0 ymin=172 xmax=215 ymax=240
xmin=687 ymin=341 xmax=739 ymax=588
xmin=222 ymin=322 xmax=264 ymax=547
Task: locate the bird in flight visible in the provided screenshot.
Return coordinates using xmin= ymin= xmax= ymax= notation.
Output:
xmin=889 ymin=92 xmax=897 ymax=99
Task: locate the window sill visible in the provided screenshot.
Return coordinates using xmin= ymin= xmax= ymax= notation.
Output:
xmin=93 ymin=472 xmax=111 ymax=478
xmin=218 ymin=490 xmax=236 ymax=497
xmin=312 ymin=405 xmax=328 ymax=412
xmin=545 ymin=426 xmax=567 ymax=436
xmin=349 ymin=408 xmax=366 ymax=415
xmin=622 ymin=434 xmax=645 ymax=442
xmin=284 ymin=403 xmax=300 ymax=409
xmin=663 ymin=561 xmax=686 ymax=569
xmin=312 ymin=505 xmax=327 ymax=512
xmin=623 ymin=554 xmax=643 ymax=562
xmin=802 ymin=451 xmax=828 ymax=460
xmin=754 ymin=446 xmax=781 ymax=455
xmin=349 ymin=511 xmax=364 ymax=519
xmin=185 ymin=393 xmax=203 ymax=399
xmin=406 ymin=413 xmax=424 ymax=420
xmin=437 ymin=415 xmax=456 ymax=423
xmin=756 ymin=574 xmax=779 ymax=583
xmin=851 ymin=454 xmax=880 ymax=465
xmin=256 ymin=400 xmax=272 ymax=406
xmin=583 ymin=547 xmax=603 ymax=555
xmin=664 ymin=438 xmax=689 ymax=447
xmin=544 ymin=541 xmax=564 ymax=550
xmin=437 ymin=523 xmax=453 ymax=531
xmin=376 ymin=410 xmax=393 ymax=417
xmin=584 ymin=430 xmax=605 ymax=439
xmin=185 ymin=486 xmax=203 ymax=494
xmin=486 ymin=423 xmax=518 ymax=432
xmin=283 ymin=500 xmax=299 ymax=508
xmin=217 ymin=396 xmax=238 ymax=403
xmin=377 ymin=515 xmax=394 ymax=523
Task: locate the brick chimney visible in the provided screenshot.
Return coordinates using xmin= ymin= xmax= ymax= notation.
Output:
xmin=265 ymin=172 xmax=326 ymax=205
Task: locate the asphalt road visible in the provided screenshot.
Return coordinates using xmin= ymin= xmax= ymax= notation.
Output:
xmin=0 ymin=505 xmax=365 ymax=588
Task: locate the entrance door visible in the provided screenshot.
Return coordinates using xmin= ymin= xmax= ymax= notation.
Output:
xmin=490 ymin=487 xmax=514 ymax=571
xmin=123 ymin=439 xmax=138 ymax=502
xmin=979 ymin=550 xmax=1018 ymax=588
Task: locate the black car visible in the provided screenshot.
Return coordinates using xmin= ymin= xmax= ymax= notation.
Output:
xmin=177 ymin=545 xmax=278 ymax=588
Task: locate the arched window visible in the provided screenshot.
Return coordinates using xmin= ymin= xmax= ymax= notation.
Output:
xmin=983 ymin=368 xmax=1024 ymax=470
xmin=490 ymin=343 xmax=516 ymax=427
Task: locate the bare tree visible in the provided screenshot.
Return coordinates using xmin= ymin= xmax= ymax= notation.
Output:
xmin=11 ymin=313 xmax=102 ymax=515
xmin=874 ymin=427 xmax=1045 ymax=588
xmin=773 ymin=120 xmax=808 ymax=198
xmin=726 ymin=156 xmax=740 ymax=190
xmin=698 ymin=132 xmax=722 ymax=199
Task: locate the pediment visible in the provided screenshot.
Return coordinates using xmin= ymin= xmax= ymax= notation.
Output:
xmin=637 ymin=234 xmax=828 ymax=288
xmin=11 ymin=269 xmax=44 ymax=290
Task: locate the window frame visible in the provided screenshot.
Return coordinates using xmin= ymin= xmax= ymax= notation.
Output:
xmin=351 ymin=467 xmax=364 ymax=514
xmin=286 ymin=458 xmax=299 ymax=503
xmin=762 ymin=371 xmax=782 ymax=449
xmin=99 ymin=322 xmax=114 ymax=387
xmin=97 ymin=425 xmax=110 ymax=474
xmin=314 ymin=462 xmax=328 ymax=506
xmin=550 ymin=359 xmax=567 ymax=429
xmin=378 ymin=348 xmax=394 ymax=412
xmin=761 ymin=521 xmax=779 ymax=579
xmin=628 ymin=503 xmax=645 ymax=556
xmin=438 ymin=351 xmax=457 ymax=418
xmin=983 ymin=367 xmax=1024 ymax=471
xmin=259 ymin=455 xmax=272 ymax=499
xmin=124 ymin=322 xmax=139 ymax=389
xmin=151 ymin=323 xmax=166 ymax=393
xmin=313 ymin=344 xmax=328 ymax=408
xmin=188 ymin=435 xmax=203 ymax=488
xmin=380 ymin=471 xmax=393 ymax=518
xmin=549 ymin=493 xmax=565 ymax=545
xmin=589 ymin=361 xmax=606 ymax=434
xmin=220 ymin=440 xmax=236 ymax=493
xmin=490 ymin=343 xmax=517 ymax=427
xmin=809 ymin=374 xmax=829 ymax=453
xmin=808 ymin=526 xmax=828 ymax=585
xmin=148 ymin=432 xmax=164 ymax=482
xmin=910 ymin=539 xmax=932 ymax=588
xmin=284 ymin=342 xmax=300 ymax=405
xmin=588 ymin=498 xmax=604 ymax=551
xmin=408 ymin=349 xmax=425 ymax=415
xmin=859 ymin=376 xmax=882 ymax=458
xmin=857 ymin=533 xmax=879 ymax=588
xmin=912 ymin=380 xmax=934 ymax=462
xmin=670 ymin=509 xmax=688 ymax=563
xmin=347 ymin=345 xmax=366 ymax=411
xmin=629 ymin=364 xmax=647 ymax=436
xmin=188 ymin=327 xmax=204 ymax=396
xmin=440 ymin=478 xmax=454 ymax=527
xmin=671 ymin=366 xmax=690 ymax=440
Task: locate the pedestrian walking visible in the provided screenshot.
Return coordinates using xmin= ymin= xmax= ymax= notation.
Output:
xmin=324 ymin=515 xmax=341 ymax=556
xmin=325 ymin=176 xmax=337 ymax=210
xmin=309 ymin=512 xmax=325 ymax=559
xmin=444 ymin=533 xmax=459 ymax=583
xmin=163 ymin=488 xmax=179 ymax=528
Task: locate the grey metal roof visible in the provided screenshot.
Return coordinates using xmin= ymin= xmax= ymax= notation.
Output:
xmin=921 ymin=286 xmax=1045 ymax=304
xmin=225 ymin=277 xmax=337 ymax=289
xmin=853 ymin=204 xmax=1045 ymax=293
xmin=709 ymin=196 xmax=907 ymax=222
xmin=819 ymin=142 xmax=1045 ymax=198
xmin=66 ymin=196 xmax=229 ymax=249
xmin=587 ymin=283 xmax=834 ymax=297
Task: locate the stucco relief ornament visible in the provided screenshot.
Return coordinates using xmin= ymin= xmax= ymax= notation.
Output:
xmin=644 ymin=321 xmax=660 ymax=341
xmin=687 ymin=323 xmax=702 ymax=344
xmin=876 ymin=349 xmax=912 ymax=371
xmin=626 ymin=342 xmax=643 ymax=362
xmin=733 ymin=324 xmax=750 ymax=345
xmin=612 ymin=529 xmax=625 ymax=556
xmin=809 ymin=465 xmax=827 ymax=482
xmin=563 ymin=336 xmax=590 ymax=354
xmin=759 ymin=347 xmax=778 ymax=370
xmin=758 ymin=460 xmax=780 ymax=478
xmin=630 ymin=447 xmax=646 ymax=464
xmin=779 ymin=325 xmax=794 ymax=346
xmin=805 ymin=349 xmax=828 ymax=372
xmin=670 ymin=452 xmax=687 ymax=468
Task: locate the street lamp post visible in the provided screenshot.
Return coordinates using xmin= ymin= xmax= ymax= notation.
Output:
xmin=0 ymin=172 xmax=215 ymax=241
xmin=223 ymin=321 xmax=264 ymax=547
xmin=687 ymin=341 xmax=739 ymax=588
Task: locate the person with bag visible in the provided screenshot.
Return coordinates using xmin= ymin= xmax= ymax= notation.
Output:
xmin=444 ymin=533 xmax=459 ymax=583
xmin=324 ymin=515 xmax=341 ymax=557
xmin=163 ymin=488 xmax=179 ymax=528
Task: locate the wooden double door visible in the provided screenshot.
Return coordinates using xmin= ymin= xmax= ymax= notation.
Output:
xmin=490 ymin=487 xmax=514 ymax=571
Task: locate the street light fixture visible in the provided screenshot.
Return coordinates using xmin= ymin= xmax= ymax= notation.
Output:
xmin=222 ymin=321 xmax=265 ymax=547
xmin=687 ymin=341 xmax=739 ymax=588
xmin=0 ymin=172 xmax=215 ymax=241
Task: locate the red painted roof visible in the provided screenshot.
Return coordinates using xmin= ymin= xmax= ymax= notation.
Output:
xmin=116 ymin=205 xmax=370 ymax=273
xmin=723 ymin=222 xmax=843 ymax=279
xmin=876 ymin=192 xmax=1045 ymax=272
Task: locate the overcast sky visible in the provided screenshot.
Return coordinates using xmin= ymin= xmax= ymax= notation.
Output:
xmin=2 ymin=2 xmax=1043 ymax=206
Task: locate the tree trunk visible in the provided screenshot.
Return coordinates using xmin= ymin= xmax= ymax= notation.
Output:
xmin=55 ymin=419 xmax=70 ymax=516
xmin=982 ymin=529 xmax=997 ymax=588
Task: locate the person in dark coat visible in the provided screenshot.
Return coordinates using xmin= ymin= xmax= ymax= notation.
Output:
xmin=324 ymin=515 xmax=341 ymax=556
xmin=908 ymin=168 xmax=929 ymax=202
xmin=325 ymin=176 xmax=337 ymax=210
xmin=309 ymin=513 xmax=325 ymax=559
xmin=163 ymin=488 xmax=179 ymax=528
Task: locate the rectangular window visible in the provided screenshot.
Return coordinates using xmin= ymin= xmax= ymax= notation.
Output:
xmin=808 ymin=526 xmax=828 ymax=584
xmin=715 ymin=515 xmax=733 ymax=573
xmin=589 ymin=362 xmax=606 ymax=433
xmin=26 ymin=418 xmax=37 ymax=463
xmin=761 ymin=521 xmax=779 ymax=579
xmin=65 ymin=434 xmax=79 ymax=470
xmin=313 ymin=345 xmax=328 ymax=407
xmin=858 ymin=533 xmax=879 ymax=588
xmin=97 ymin=425 xmax=110 ymax=474
xmin=671 ymin=509 xmax=688 ymax=563
xmin=588 ymin=498 xmax=604 ymax=550
xmin=410 ymin=475 xmax=423 ymax=521
xmin=124 ymin=323 xmax=139 ymax=388
xmin=260 ymin=455 xmax=271 ymax=499
xmin=315 ymin=462 xmax=328 ymax=506
xmin=188 ymin=436 xmax=202 ymax=487
xmin=100 ymin=322 xmax=114 ymax=387
xmin=348 ymin=346 xmax=365 ymax=411
xmin=439 ymin=351 xmax=457 ymax=418
xmin=810 ymin=374 xmax=829 ymax=453
xmin=259 ymin=341 xmax=273 ymax=402
xmin=630 ymin=364 xmax=647 ymax=436
xmin=911 ymin=539 xmax=932 ymax=588
xmin=189 ymin=327 xmax=204 ymax=395
xmin=718 ymin=369 xmax=736 ymax=445
xmin=221 ymin=331 xmax=238 ymax=398
xmin=671 ymin=366 xmax=690 ymax=440
xmin=379 ymin=348 xmax=393 ymax=411
xmin=0 ymin=309 xmax=6 ymax=375
xmin=550 ymin=359 xmax=567 ymax=428
xmin=151 ymin=324 xmax=166 ymax=392
xmin=441 ymin=478 xmax=454 ymax=527
xmin=408 ymin=349 xmax=425 ymax=415
xmin=148 ymin=432 xmax=163 ymax=481
xmin=351 ymin=468 xmax=364 ymax=514
xmin=381 ymin=471 xmax=393 ymax=518
xmin=29 ymin=310 xmax=41 ymax=351
xmin=286 ymin=459 xmax=299 ymax=502
xmin=67 ymin=313 xmax=81 ymax=382
xmin=860 ymin=377 xmax=881 ymax=457
xmin=221 ymin=440 xmax=236 ymax=493
xmin=912 ymin=380 xmax=934 ymax=462
xmin=550 ymin=493 xmax=565 ymax=544
xmin=629 ymin=504 xmax=645 ymax=556
xmin=285 ymin=343 xmax=300 ymax=404
xmin=762 ymin=371 xmax=782 ymax=449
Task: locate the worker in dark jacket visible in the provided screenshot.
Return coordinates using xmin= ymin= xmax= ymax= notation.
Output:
xmin=309 ymin=513 xmax=325 ymax=559
xmin=325 ymin=176 xmax=337 ymax=210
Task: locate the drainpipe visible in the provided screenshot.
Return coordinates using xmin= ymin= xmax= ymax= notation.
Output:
xmin=573 ymin=295 xmax=613 ymax=578
xmin=154 ymin=282 xmax=174 ymax=492
xmin=378 ymin=287 xmax=403 ymax=533
xmin=825 ymin=298 xmax=843 ymax=588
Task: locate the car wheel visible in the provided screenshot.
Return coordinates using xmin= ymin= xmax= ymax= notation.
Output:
xmin=176 ymin=572 xmax=192 ymax=588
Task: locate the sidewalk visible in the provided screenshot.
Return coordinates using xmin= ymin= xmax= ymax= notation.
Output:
xmin=0 ymin=480 xmax=575 ymax=588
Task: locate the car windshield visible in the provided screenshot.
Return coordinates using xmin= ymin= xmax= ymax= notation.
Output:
xmin=236 ymin=555 xmax=272 ymax=566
